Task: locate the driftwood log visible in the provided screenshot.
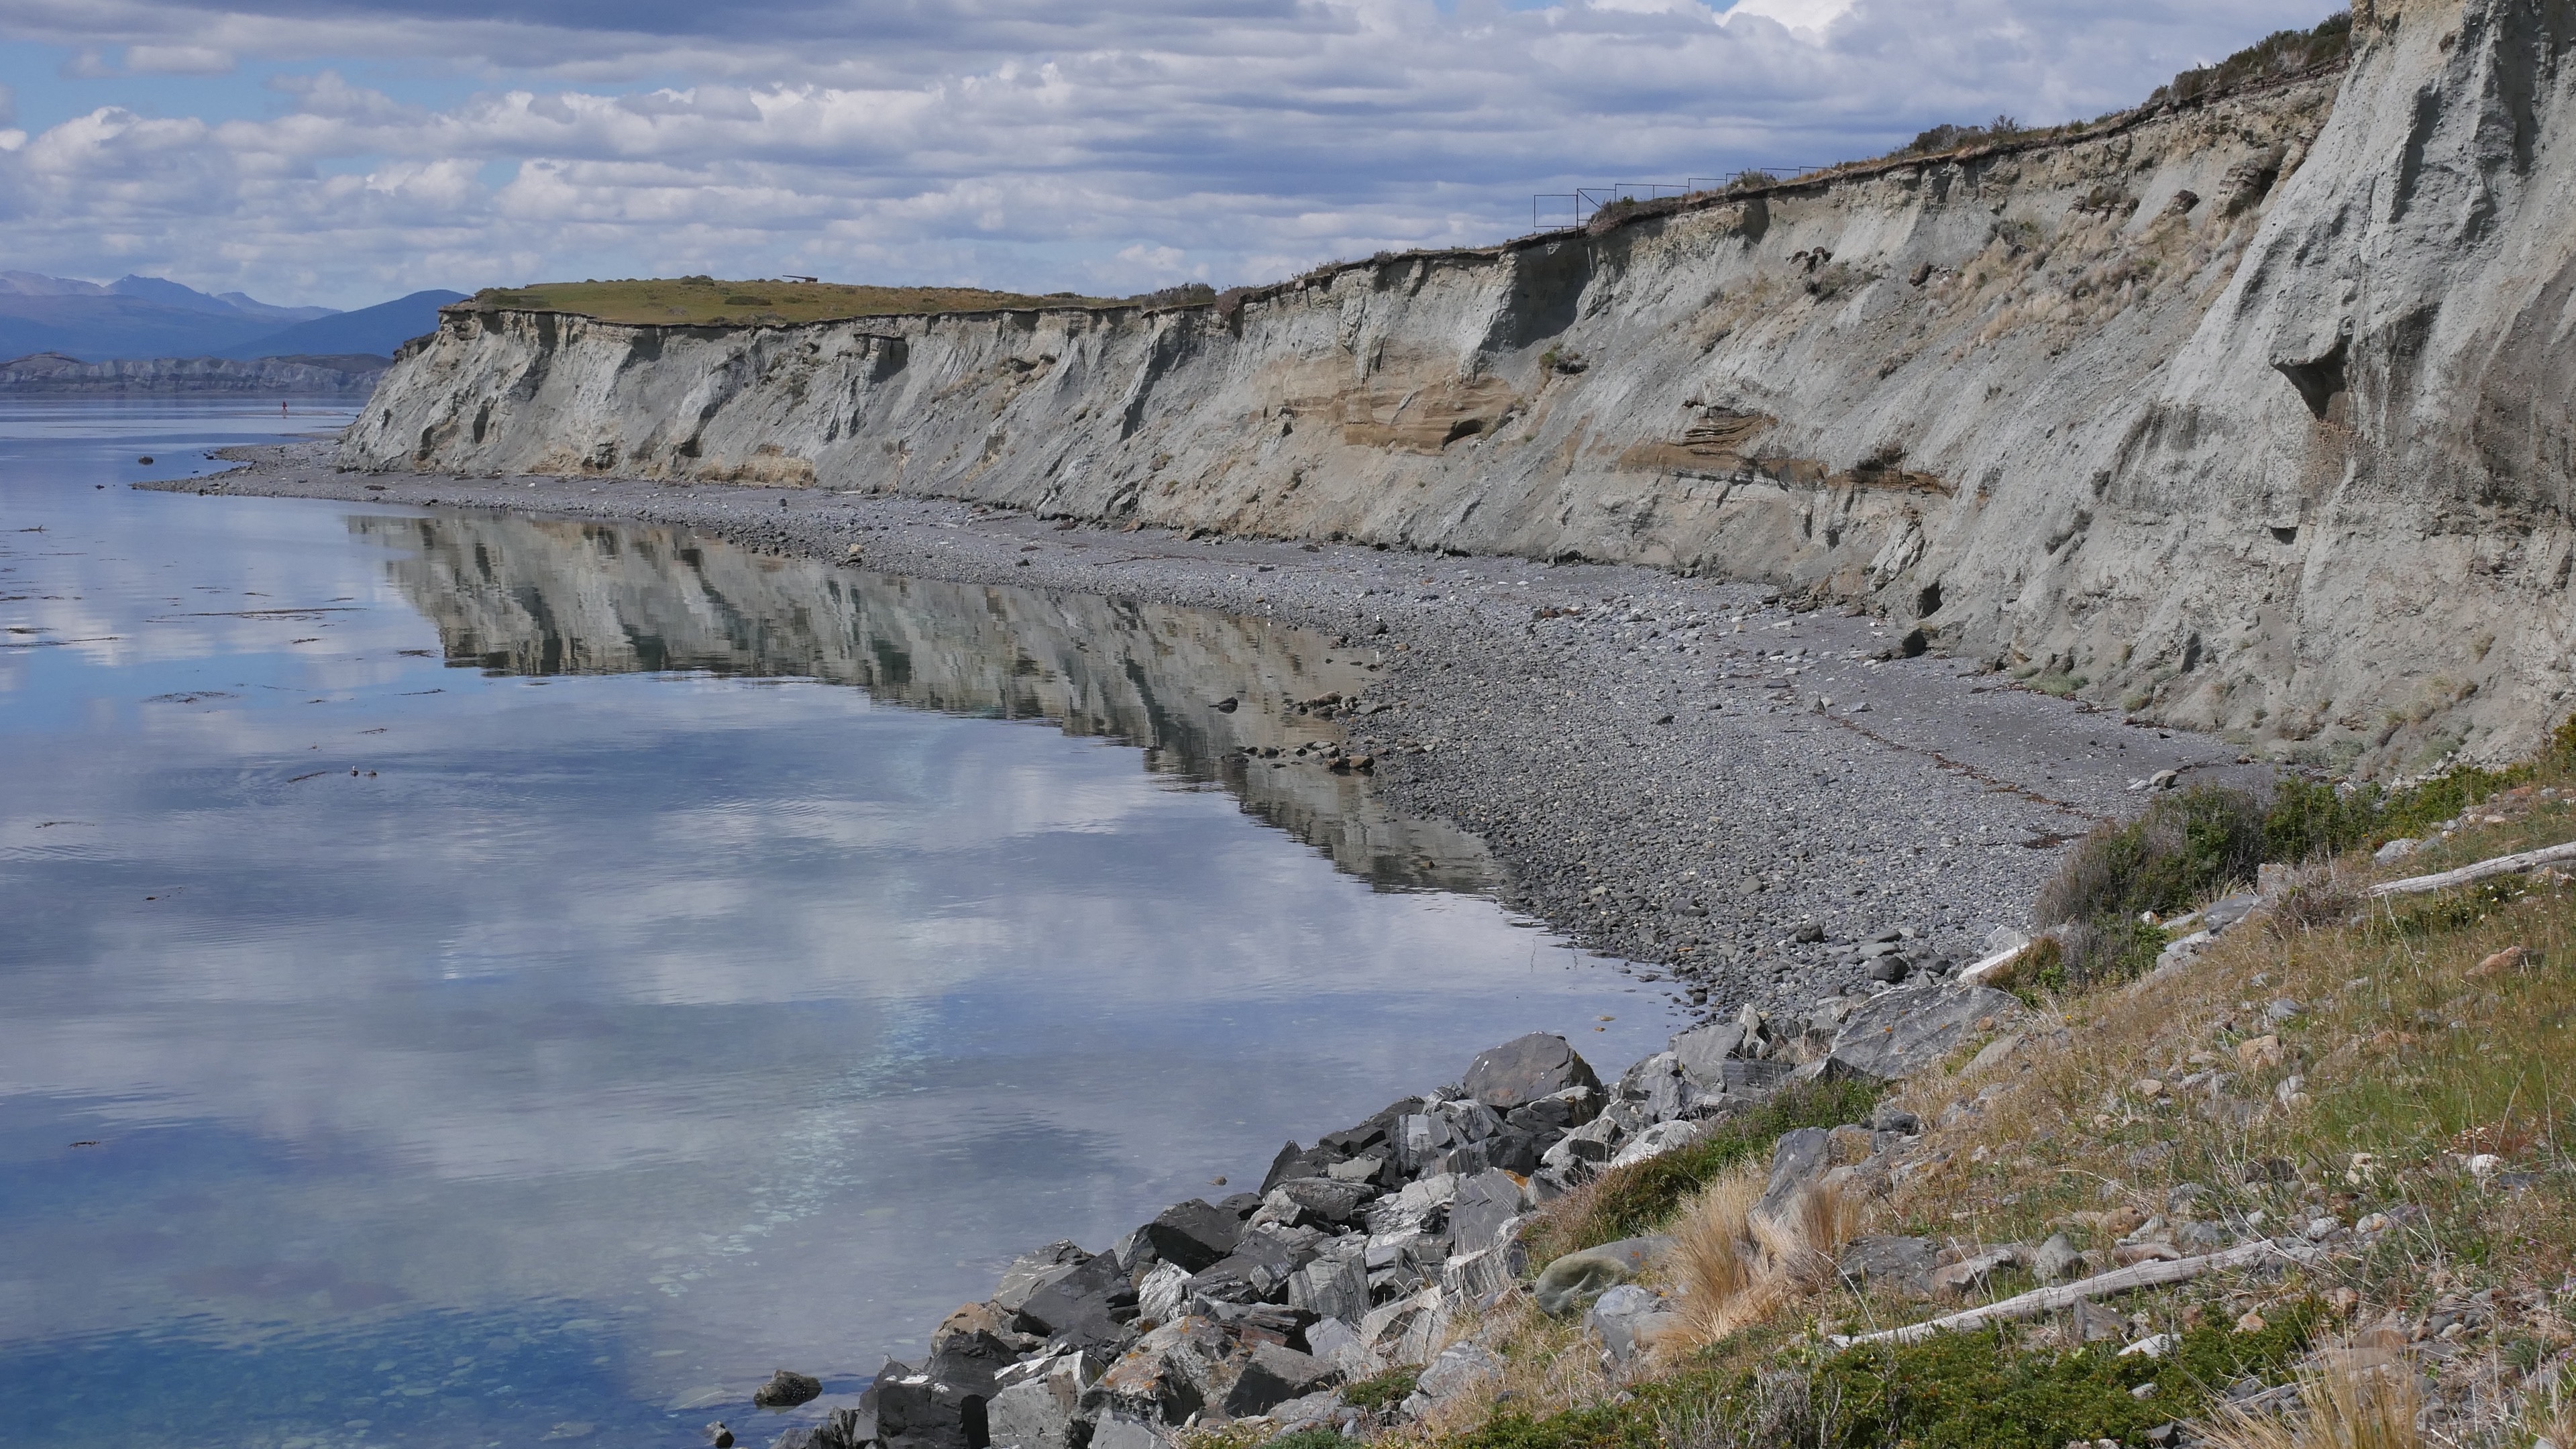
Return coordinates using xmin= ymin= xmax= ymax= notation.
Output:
xmin=1826 ymin=1238 xmax=2320 ymax=1349
xmin=2367 ymin=839 xmax=2576 ymax=898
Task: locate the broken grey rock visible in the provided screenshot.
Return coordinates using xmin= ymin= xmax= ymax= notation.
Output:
xmin=1016 ymin=1252 xmax=1138 ymax=1350
xmin=1836 ymin=1235 xmax=1937 ymax=1299
xmin=1503 ymin=1083 xmax=1602 ymax=1135
xmin=1825 ymin=983 xmax=2021 ymax=1083
xmin=1440 ymin=1238 xmax=1527 ymax=1302
xmin=1140 ymin=1199 xmax=1244 ymax=1275
xmin=1357 ymin=1287 xmax=1449 ymax=1367
xmin=1669 ymin=1021 xmax=1747 ymax=1088
xmin=1087 ymin=1316 xmax=1230 ymax=1426
xmin=994 ymin=1242 xmax=1091 ymax=1314
xmin=1446 ymin=1169 xmax=1528 ymax=1255
xmin=1305 ymin=1316 xmax=1366 ymax=1376
xmin=863 ymin=1362 xmax=984 ymax=1449
xmin=987 ymin=1353 xmax=1087 ymax=1449
xmin=2033 ymin=1232 xmax=2084 ymax=1283
xmin=1403 ymin=1341 xmax=1502 ymax=1415
xmin=1222 ymin=1342 xmax=1340 ymax=1419
xmin=1462 ymin=1032 xmax=1603 ymax=1109
xmin=1754 ymin=1126 xmax=1831 ymax=1222
xmin=1586 ymin=1283 xmax=1674 ymax=1368
xmin=1137 ymin=1262 xmax=1191 ymax=1327
xmin=1608 ymin=1118 xmax=1707 ymax=1169
xmin=1083 ymin=1413 xmax=1169 ymax=1449
xmin=1258 ymin=1177 xmax=1375 ymax=1230
xmin=1366 ymin=1173 xmax=1459 ymax=1236
xmin=1285 ymin=1250 xmax=1371 ymax=1324
xmin=1538 ymin=1116 xmax=1621 ymax=1174
xmin=1264 ymin=1389 xmax=1345 ymax=1428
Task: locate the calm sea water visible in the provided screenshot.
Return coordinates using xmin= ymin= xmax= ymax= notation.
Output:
xmin=0 ymin=399 xmax=1676 ymax=1448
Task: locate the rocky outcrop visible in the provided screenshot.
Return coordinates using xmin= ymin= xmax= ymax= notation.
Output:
xmin=4 ymin=350 xmax=388 ymax=392
xmin=771 ymin=979 xmax=2012 ymax=1449
xmin=345 ymin=0 xmax=2572 ymax=777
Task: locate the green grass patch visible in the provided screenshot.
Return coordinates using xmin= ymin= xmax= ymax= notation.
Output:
xmin=1340 ymin=1367 xmax=1419 ymax=1413
xmin=1521 ymin=1079 xmax=1882 ymax=1265
xmin=1813 ymin=1309 xmax=2315 ymax=1449
xmin=1438 ymin=1313 xmax=2312 ymax=1449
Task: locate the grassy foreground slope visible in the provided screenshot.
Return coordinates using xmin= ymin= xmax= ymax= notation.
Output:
xmin=1343 ymin=739 xmax=2576 ymax=1449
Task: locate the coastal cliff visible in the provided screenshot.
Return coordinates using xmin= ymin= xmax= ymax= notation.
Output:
xmin=344 ymin=0 xmax=2576 ymax=777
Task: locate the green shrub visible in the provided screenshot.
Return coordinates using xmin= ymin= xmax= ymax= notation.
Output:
xmin=2156 ymin=12 xmax=2352 ymax=107
xmin=1522 ymin=1079 xmax=1882 ymax=1264
xmin=2036 ymin=785 xmax=2265 ymax=984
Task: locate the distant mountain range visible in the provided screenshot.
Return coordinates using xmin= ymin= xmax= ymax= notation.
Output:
xmin=0 ymin=272 xmax=466 ymax=362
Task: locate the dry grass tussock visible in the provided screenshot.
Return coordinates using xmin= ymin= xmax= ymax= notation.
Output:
xmin=2201 ymin=1348 xmax=2424 ymax=1449
xmin=2524 ymin=1375 xmax=2576 ymax=1449
xmin=1660 ymin=1169 xmax=1859 ymax=1361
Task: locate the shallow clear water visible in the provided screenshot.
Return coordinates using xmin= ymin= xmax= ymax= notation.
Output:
xmin=0 ymin=400 xmax=1676 ymax=1448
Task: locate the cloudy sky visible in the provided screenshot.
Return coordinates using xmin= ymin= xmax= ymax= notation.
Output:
xmin=0 ymin=0 xmax=2340 ymax=308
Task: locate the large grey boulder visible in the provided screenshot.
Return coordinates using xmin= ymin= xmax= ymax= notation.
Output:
xmin=1258 ymin=1176 xmax=1373 ymax=1230
xmin=1085 ymin=1316 xmax=1232 ymax=1426
xmin=1462 ymin=1033 xmax=1602 ymax=1109
xmin=987 ymin=1352 xmax=1087 ymax=1449
xmin=1220 ymin=1342 xmax=1340 ymax=1418
xmin=1393 ymin=1099 xmax=1507 ymax=1177
xmin=1446 ymin=1169 xmax=1527 ymax=1256
xmin=1668 ymin=1021 xmax=1746 ymax=1088
xmin=1139 ymin=1199 xmax=1244 ymax=1274
xmin=1399 ymin=1341 xmax=1501 ymax=1417
xmin=1825 ymin=983 xmax=2021 ymax=1083
xmin=861 ymin=1360 xmax=984 ymax=1449
xmin=1016 ymin=1252 xmax=1138 ymax=1350
xmin=1364 ymin=1172 xmax=1458 ymax=1236
xmin=1835 ymin=1235 xmax=1937 ymax=1299
xmin=1285 ymin=1248 xmax=1369 ymax=1324
xmin=1440 ymin=1238 xmax=1527 ymax=1301
xmin=1503 ymin=1084 xmax=1601 ymax=1135
xmin=994 ymin=1242 xmax=1091 ymax=1313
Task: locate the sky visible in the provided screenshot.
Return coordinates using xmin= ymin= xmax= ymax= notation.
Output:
xmin=0 ymin=0 xmax=2343 ymax=309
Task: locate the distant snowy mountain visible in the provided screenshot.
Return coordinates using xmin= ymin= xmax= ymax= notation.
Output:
xmin=0 ymin=273 xmax=447 ymax=362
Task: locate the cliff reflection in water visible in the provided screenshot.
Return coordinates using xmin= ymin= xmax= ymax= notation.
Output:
xmin=350 ymin=512 xmax=1493 ymax=892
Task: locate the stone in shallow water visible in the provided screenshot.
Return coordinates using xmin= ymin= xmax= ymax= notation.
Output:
xmin=752 ymin=1368 xmax=822 ymax=1409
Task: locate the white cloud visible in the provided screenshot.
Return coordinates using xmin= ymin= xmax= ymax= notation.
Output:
xmin=125 ymin=43 xmax=236 ymax=74
xmin=0 ymin=0 xmax=2345 ymax=306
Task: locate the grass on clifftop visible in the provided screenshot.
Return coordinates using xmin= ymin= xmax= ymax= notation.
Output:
xmin=473 ymin=276 xmax=1219 ymax=326
xmin=1399 ymin=741 xmax=2576 ymax=1449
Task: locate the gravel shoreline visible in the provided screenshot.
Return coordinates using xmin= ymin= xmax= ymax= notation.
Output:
xmin=157 ymin=443 xmax=2257 ymax=1018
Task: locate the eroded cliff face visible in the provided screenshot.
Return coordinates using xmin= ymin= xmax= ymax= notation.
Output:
xmin=347 ymin=0 xmax=2575 ymax=774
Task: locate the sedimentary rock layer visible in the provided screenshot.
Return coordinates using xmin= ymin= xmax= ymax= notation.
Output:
xmin=346 ymin=0 xmax=2575 ymax=775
